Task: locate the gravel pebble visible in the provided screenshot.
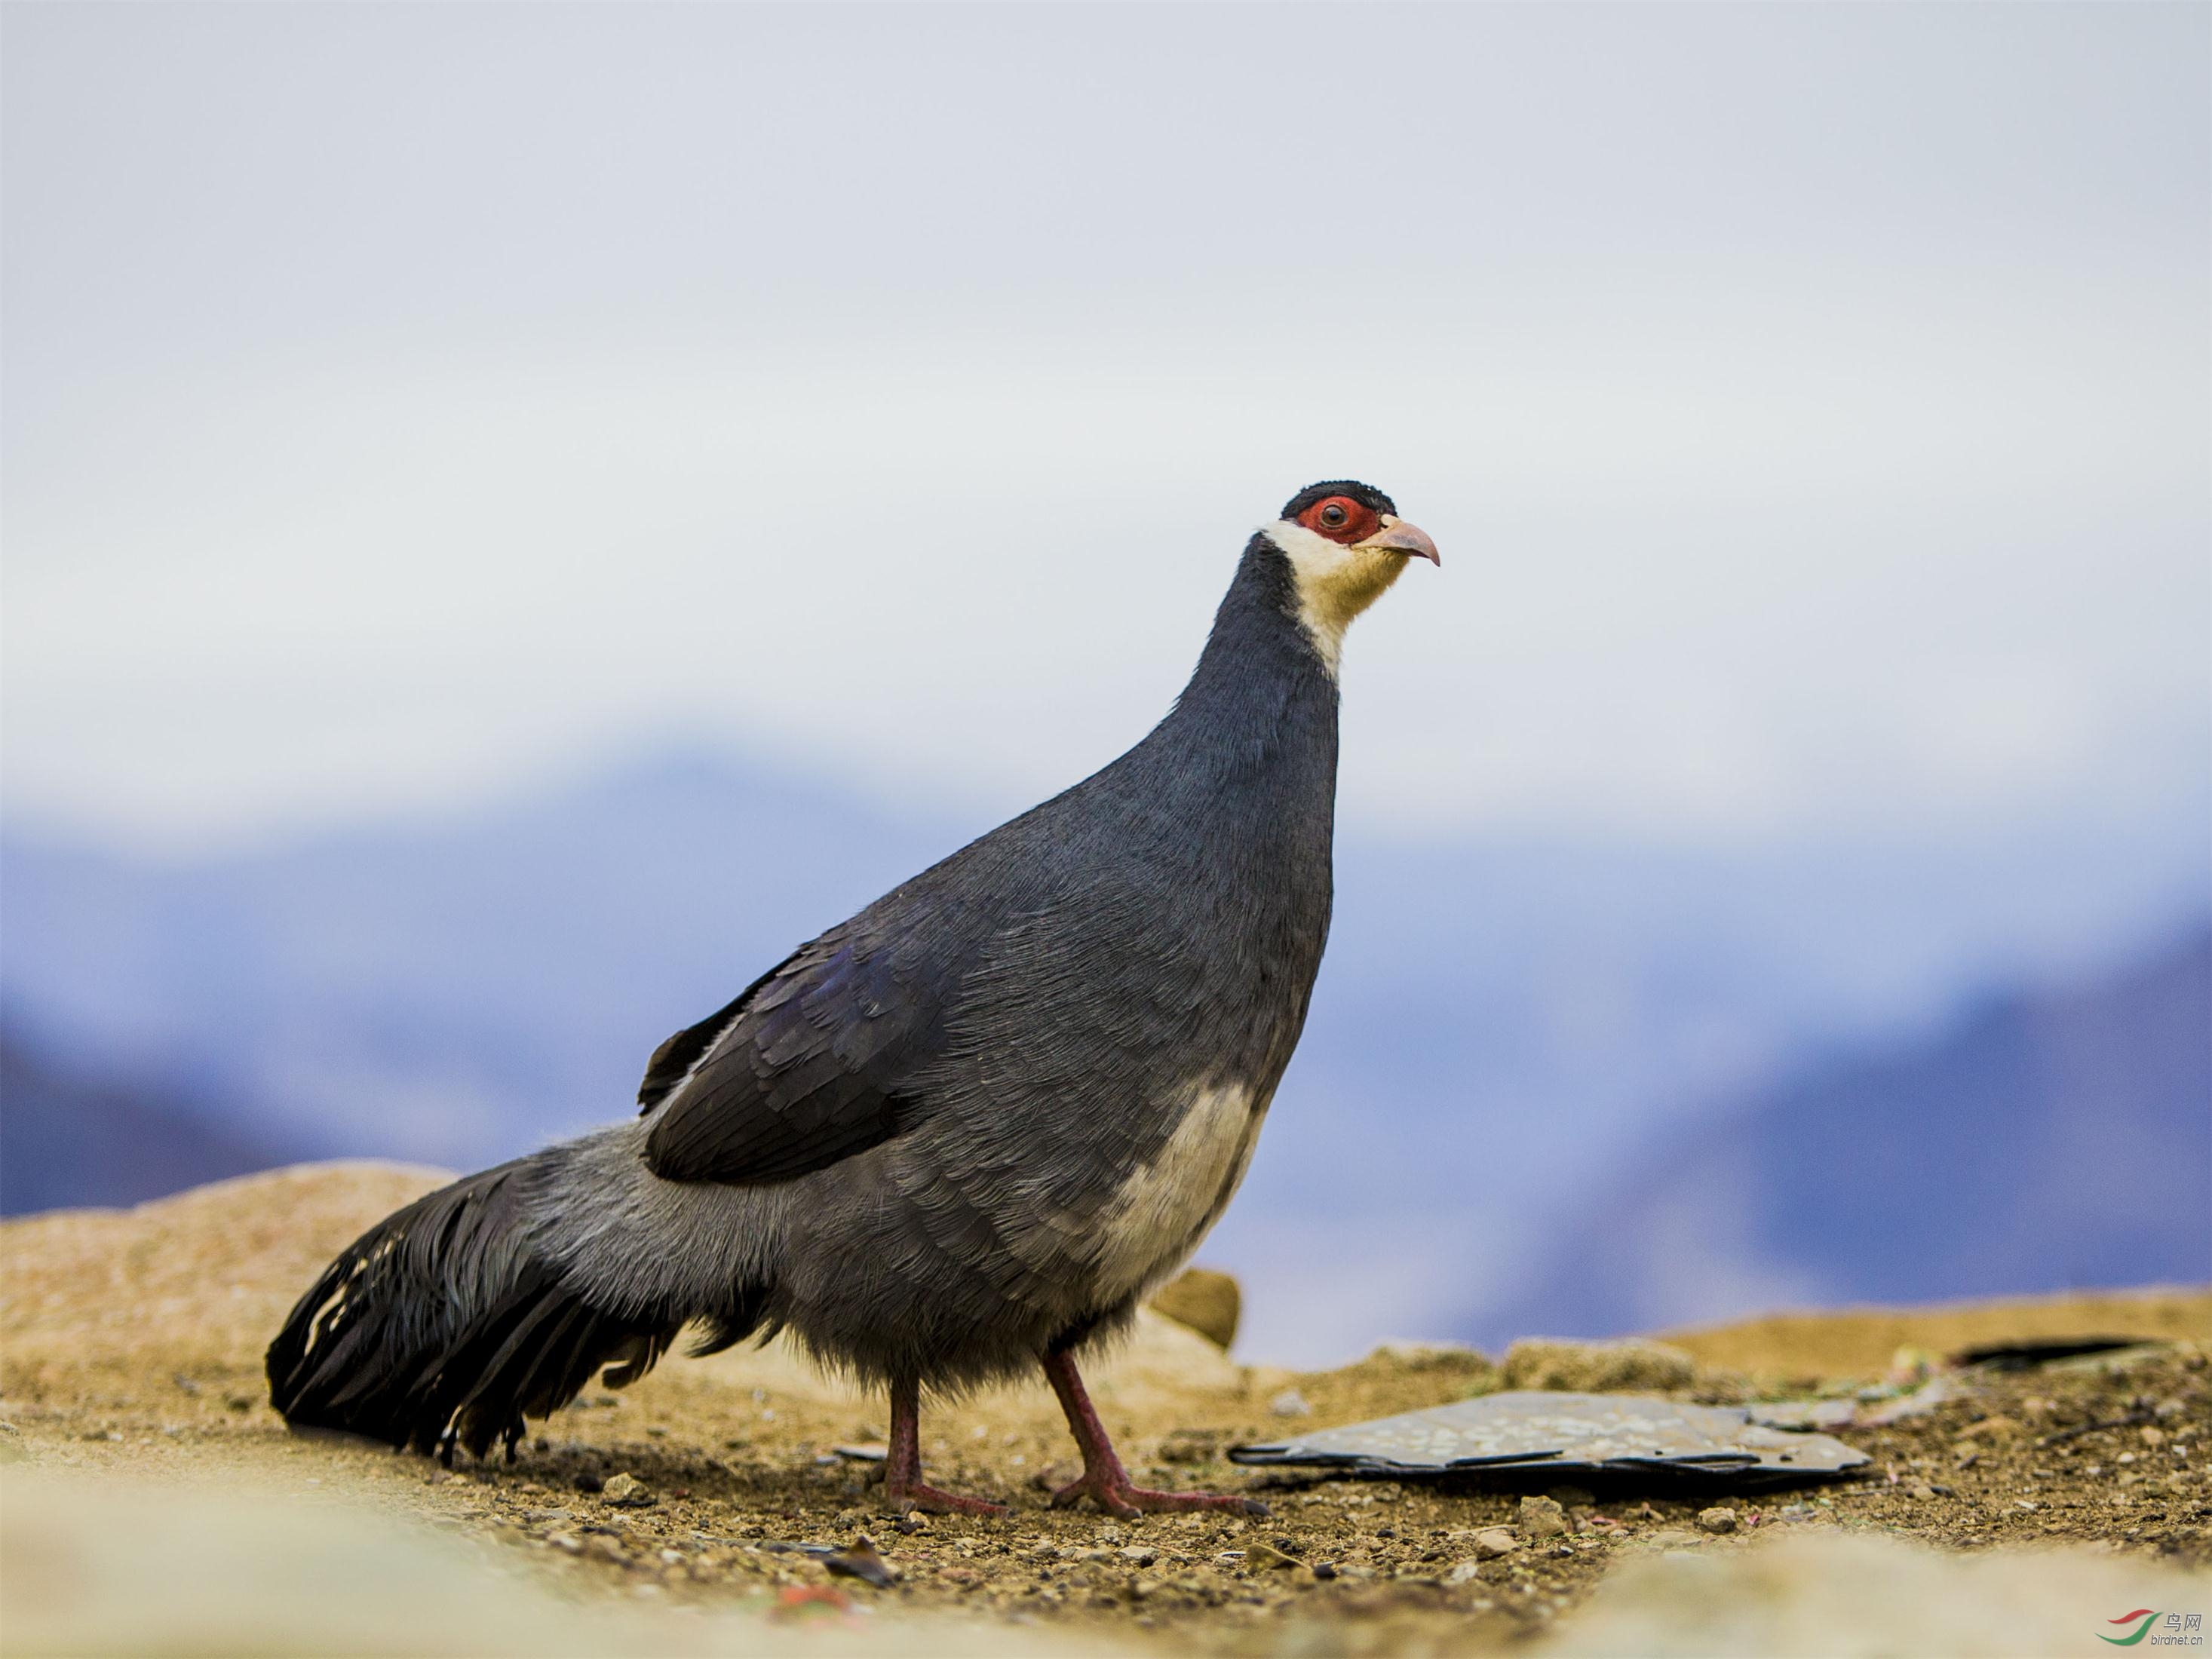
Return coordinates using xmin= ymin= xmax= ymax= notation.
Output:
xmin=1520 ymin=1495 xmax=1569 ymax=1539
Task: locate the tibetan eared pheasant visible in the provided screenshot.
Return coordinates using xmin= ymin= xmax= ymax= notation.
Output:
xmin=268 ymin=481 xmax=1439 ymax=1515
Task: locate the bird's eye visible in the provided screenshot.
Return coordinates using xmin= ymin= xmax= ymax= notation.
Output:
xmin=1300 ymin=495 xmax=1370 ymax=541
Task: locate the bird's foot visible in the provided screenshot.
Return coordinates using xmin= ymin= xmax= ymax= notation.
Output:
xmin=1036 ymin=1347 xmax=1270 ymax=1517
xmin=1049 ymin=1470 xmax=1268 ymax=1519
xmin=881 ymin=1373 xmax=1008 ymax=1516
xmin=884 ymin=1477 xmax=1008 ymax=1517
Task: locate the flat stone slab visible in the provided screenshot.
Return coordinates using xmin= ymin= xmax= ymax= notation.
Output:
xmin=1228 ymin=1390 xmax=1870 ymax=1486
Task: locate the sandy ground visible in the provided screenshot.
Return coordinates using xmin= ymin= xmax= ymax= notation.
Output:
xmin=2 ymin=1163 xmax=2207 ymax=1657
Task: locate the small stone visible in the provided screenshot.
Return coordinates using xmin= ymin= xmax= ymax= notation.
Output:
xmin=573 ymin=1472 xmax=604 ymax=1494
xmin=600 ymin=1473 xmax=657 ymax=1507
xmin=1955 ymin=1415 xmax=2020 ymax=1442
xmin=1119 ymin=1544 xmax=1158 ymax=1567
xmin=1518 ymin=1495 xmax=1569 ymax=1539
xmin=1647 ymin=1527 xmax=1702 ymax=1549
xmin=1156 ymin=1428 xmax=1222 ymax=1465
xmin=823 ymin=1539 xmax=897 ymax=1587
xmin=1313 ymin=1562 xmax=1339 ymax=1581
xmin=1472 ymin=1528 xmax=1522 ymax=1559
xmin=1270 ymin=1389 xmax=1313 ymax=1418
xmin=1446 ymin=1559 xmax=1483 ymax=1585
xmin=1147 ymin=1268 xmax=1242 ymax=1350
xmin=1908 ymin=1483 xmax=1937 ymax=1501
xmin=1697 ymin=1507 xmax=1739 ymax=1535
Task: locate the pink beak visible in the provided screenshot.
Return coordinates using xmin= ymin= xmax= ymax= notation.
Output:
xmin=1355 ymin=516 xmax=1440 ymax=566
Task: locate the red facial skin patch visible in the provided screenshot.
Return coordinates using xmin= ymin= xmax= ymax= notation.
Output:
xmin=1296 ymin=495 xmax=1381 ymax=544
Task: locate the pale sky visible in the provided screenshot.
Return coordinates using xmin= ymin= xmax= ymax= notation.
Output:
xmin=5 ymin=3 xmax=2206 ymax=851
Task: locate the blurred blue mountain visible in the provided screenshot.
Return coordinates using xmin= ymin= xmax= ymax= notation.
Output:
xmin=2 ymin=747 xmax=2204 ymax=1357
xmin=1467 ymin=925 xmax=2211 ymax=1351
xmin=0 ymin=754 xmax=960 ymax=1172
xmin=1 ymin=1020 xmax=309 ymax=1216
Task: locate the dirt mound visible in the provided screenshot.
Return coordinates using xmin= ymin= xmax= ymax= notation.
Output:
xmin=2 ymin=1165 xmax=2207 ymax=1655
xmin=0 ymin=1162 xmax=449 ymax=1356
xmin=1665 ymin=1289 xmax=2212 ymax=1381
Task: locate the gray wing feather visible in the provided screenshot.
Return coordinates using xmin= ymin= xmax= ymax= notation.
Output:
xmin=638 ymin=923 xmax=943 ymax=1185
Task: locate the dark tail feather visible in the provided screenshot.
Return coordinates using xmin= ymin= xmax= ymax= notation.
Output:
xmin=265 ymin=1157 xmax=685 ymax=1459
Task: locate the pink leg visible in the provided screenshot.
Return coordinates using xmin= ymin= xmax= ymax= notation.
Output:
xmin=1042 ymin=1348 xmax=1267 ymax=1517
xmin=882 ymin=1374 xmax=1005 ymax=1516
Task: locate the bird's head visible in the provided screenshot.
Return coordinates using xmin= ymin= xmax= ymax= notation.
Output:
xmin=1260 ymin=480 xmax=1438 ymax=672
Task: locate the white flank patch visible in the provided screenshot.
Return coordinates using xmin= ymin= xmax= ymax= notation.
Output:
xmin=1261 ymin=520 xmax=1411 ymax=674
xmin=1088 ymin=1080 xmax=1265 ymax=1303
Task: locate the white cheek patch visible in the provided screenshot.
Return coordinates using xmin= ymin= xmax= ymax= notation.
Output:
xmin=1086 ymin=1080 xmax=1265 ymax=1304
xmin=1262 ymin=520 xmax=1410 ymax=675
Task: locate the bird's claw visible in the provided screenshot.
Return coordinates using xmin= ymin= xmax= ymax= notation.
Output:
xmin=1049 ymin=1472 xmax=1268 ymax=1518
xmin=884 ymin=1479 xmax=1008 ymax=1517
